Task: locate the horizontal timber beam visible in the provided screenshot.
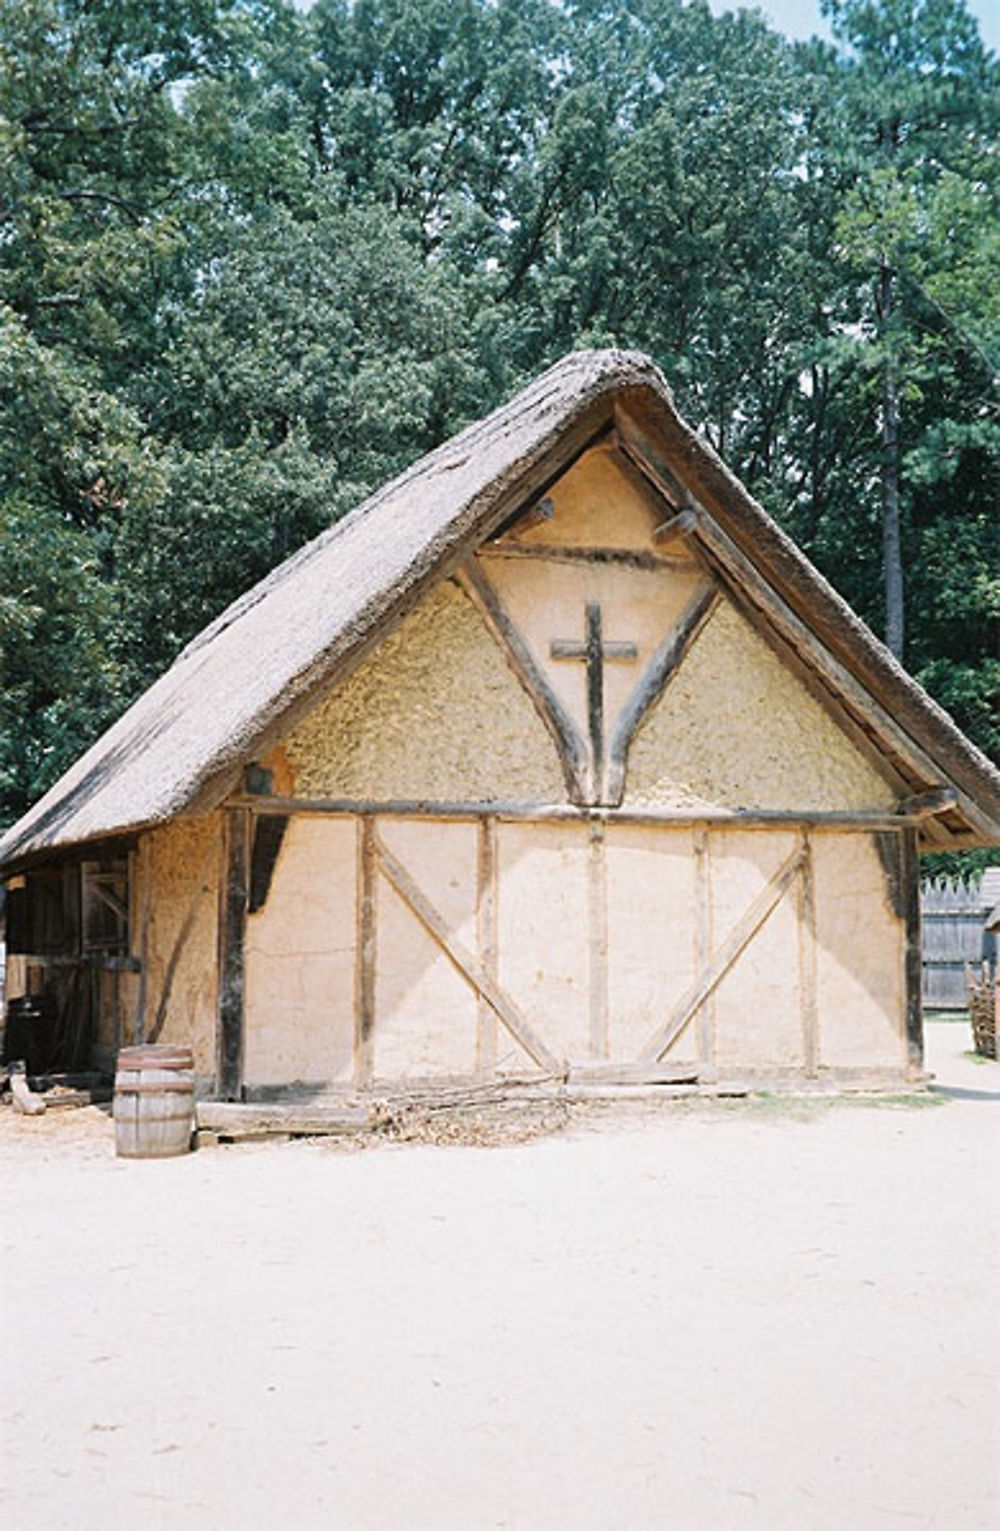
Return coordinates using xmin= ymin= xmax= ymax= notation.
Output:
xmin=896 ymin=787 xmax=958 ymax=820
xmin=478 ymin=543 xmax=694 ymax=572
xmin=231 ymin=796 xmax=926 ymax=831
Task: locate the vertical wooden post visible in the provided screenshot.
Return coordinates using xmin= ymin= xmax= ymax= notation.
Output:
xmin=134 ymin=840 xmax=151 ymax=1047
xmin=217 ymin=807 xmax=249 ymax=1100
xmin=112 ymin=964 xmax=121 ymax=1059
xmin=900 ymin=826 xmax=924 ymax=1077
xmin=694 ymin=829 xmax=715 ymax=1072
xmin=355 ymin=815 xmax=377 ymax=1086
xmin=797 ymin=830 xmax=819 ymax=1078
xmin=588 ymin=818 xmax=609 ymax=1059
xmin=476 ymin=816 xmax=498 ymax=1076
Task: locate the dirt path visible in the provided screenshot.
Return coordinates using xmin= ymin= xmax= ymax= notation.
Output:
xmin=1 ymin=1022 xmax=997 ymax=1530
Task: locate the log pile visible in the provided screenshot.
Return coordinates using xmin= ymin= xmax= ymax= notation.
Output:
xmin=967 ymin=968 xmax=998 ymax=1060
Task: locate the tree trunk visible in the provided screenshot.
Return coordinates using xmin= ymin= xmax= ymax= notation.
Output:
xmin=878 ymin=259 xmax=904 ymax=661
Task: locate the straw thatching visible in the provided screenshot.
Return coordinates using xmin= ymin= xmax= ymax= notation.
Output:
xmin=1 ymin=347 xmax=998 ymax=867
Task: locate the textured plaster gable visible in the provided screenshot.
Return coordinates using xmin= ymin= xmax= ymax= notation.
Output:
xmin=283 ymin=578 xmax=566 ymax=802
xmin=625 ymin=601 xmax=897 ymax=813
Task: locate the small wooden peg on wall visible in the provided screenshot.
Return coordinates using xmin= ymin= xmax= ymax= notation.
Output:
xmin=652 ymin=508 xmax=700 ymax=547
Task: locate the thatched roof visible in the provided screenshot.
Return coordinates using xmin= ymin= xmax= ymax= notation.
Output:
xmin=2 ymin=348 xmax=998 ymax=867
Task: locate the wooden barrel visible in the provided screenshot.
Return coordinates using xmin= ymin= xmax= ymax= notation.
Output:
xmin=114 ymin=1045 xmax=195 ymax=1159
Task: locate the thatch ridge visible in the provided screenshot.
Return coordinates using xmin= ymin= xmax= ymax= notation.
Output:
xmin=1 ymin=346 xmax=997 ymax=866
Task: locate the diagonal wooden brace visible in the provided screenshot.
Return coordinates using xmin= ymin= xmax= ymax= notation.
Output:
xmin=373 ymin=833 xmax=565 ymax=1077
xmin=640 ymin=840 xmax=807 ymax=1063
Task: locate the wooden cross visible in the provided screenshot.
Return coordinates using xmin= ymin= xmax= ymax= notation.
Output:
xmin=551 ymin=602 xmax=638 ymax=778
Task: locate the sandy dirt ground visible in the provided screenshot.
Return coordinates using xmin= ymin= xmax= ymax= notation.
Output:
xmin=1 ymin=1020 xmax=998 ymax=1531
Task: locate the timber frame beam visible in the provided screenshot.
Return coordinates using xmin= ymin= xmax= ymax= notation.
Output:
xmin=217 ymin=806 xmax=249 ymax=1100
xmin=232 ymin=797 xmax=941 ymax=832
xmin=456 ymin=561 xmax=590 ymax=804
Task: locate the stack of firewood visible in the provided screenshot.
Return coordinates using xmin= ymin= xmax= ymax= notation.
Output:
xmin=967 ymin=967 xmax=998 ymax=1060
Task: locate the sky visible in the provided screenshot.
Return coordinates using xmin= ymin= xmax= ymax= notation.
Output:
xmin=707 ymin=0 xmax=1000 ymax=52
xmin=289 ymin=0 xmax=1000 ymax=55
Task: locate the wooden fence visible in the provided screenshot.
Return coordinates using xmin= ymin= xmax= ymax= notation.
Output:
xmin=920 ymin=877 xmax=996 ymax=1012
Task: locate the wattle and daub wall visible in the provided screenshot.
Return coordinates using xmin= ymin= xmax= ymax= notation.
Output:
xmin=135 ymin=444 xmax=913 ymax=1091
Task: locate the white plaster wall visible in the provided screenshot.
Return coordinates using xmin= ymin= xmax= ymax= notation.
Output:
xmin=626 ymin=601 xmax=896 ymax=813
xmin=709 ymin=831 xmax=805 ymax=1071
xmin=605 ymin=825 xmax=700 ymax=1064
xmin=139 ymin=814 xmax=222 ymax=1078
xmin=813 ymin=832 xmax=906 ymax=1070
xmin=496 ymin=822 xmax=591 ymax=1071
xmin=284 ymin=579 xmax=565 ymax=803
xmin=244 ymin=817 xmax=356 ymax=1086
xmin=372 ymin=819 xmax=479 ymax=1080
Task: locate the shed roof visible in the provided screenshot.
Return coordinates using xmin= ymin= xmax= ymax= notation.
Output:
xmin=2 ymin=348 xmax=998 ymax=867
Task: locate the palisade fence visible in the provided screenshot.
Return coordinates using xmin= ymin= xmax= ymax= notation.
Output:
xmin=920 ymin=872 xmax=998 ymax=1012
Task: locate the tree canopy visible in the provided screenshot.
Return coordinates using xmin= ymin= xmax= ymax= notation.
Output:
xmin=1 ymin=0 xmax=997 ymax=853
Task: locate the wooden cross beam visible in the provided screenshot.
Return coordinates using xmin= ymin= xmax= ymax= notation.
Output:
xmin=551 ymin=602 xmax=637 ymax=781
xmin=373 ymin=832 xmax=564 ymax=1077
xmin=639 ymin=840 xmax=807 ymax=1063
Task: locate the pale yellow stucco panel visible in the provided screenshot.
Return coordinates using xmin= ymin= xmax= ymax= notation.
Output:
xmin=372 ymin=819 xmax=479 ymax=1080
xmin=284 ymin=578 xmax=565 ymax=803
xmin=503 ymin=445 xmax=668 ymax=550
xmin=626 ymin=600 xmax=896 ymax=813
xmin=813 ymin=832 xmax=906 ymax=1070
xmin=605 ymin=825 xmax=700 ymax=1064
xmin=496 ymin=822 xmax=590 ymax=1070
xmin=136 ymin=814 xmax=222 ymax=1079
xmin=709 ymin=830 xmax=805 ymax=1070
xmin=244 ymin=817 xmax=356 ymax=1086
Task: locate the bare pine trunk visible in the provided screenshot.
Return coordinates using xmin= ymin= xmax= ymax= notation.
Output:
xmin=878 ymin=260 xmax=904 ymax=661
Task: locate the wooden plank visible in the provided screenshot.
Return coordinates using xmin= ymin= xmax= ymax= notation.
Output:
xmin=197 ymin=1101 xmax=369 ymax=1136
xmin=640 ymin=841 xmax=806 ymax=1062
xmin=476 ymin=816 xmax=498 ymax=1076
xmin=612 ymin=408 xmax=695 ymax=512
xmin=588 ymin=820 xmax=609 ymax=1059
xmin=797 ymin=832 xmax=819 ymax=1078
xmin=694 ymin=829 xmax=714 ymax=1069
xmin=373 ymin=832 xmax=564 ymax=1076
xmin=568 ymin=1060 xmax=700 ymax=1085
xmin=355 ymin=815 xmax=377 ymax=1086
xmin=217 ymin=807 xmax=249 ymax=1100
xmin=605 ymin=581 xmax=718 ymax=802
xmin=238 ymin=797 xmax=935 ymax=831
xmin=134 ymin=840 xmax=152 ymax=1046
xmin=478 ymin=543 xmax=692 ymax=572
xmin=457 ymin=561 xmax=589 ymax=803
xmin=900 ymin=827 xmax=924 ymax=1074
